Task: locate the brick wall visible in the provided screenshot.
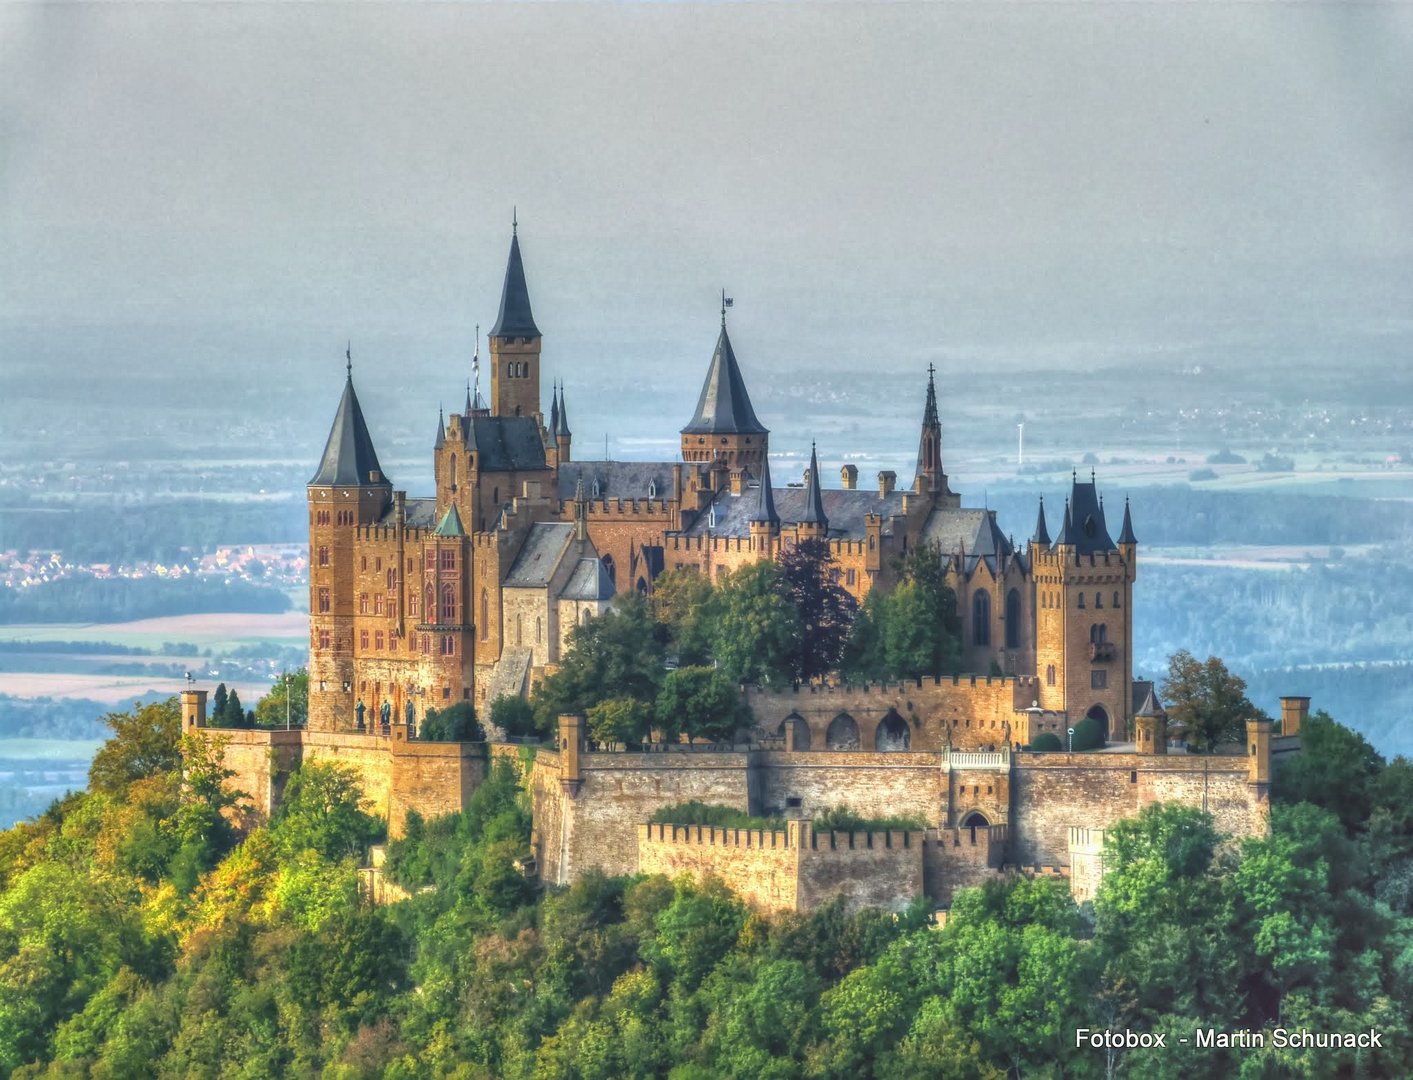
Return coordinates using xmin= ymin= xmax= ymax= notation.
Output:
xmin=923 ymin=824 xmax=1006 ymax=907
xmin=752 ymin=750 xmax=945 ymax=824
xmin=796 ymin=826 xmax=925 ymax=914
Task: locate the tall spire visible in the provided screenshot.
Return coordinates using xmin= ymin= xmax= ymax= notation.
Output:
xmin=681 ymin=324 xmax=766 ymax=435
xmin=1032 ymin=495 xmax=1051 ymax=546
xmin=1053 ymin=498 xmax=1073 ymax=547
xmin=434 ymin=405 xmax=445 ymax=450
xmin=549 ymin=379 xmax=560 ymax=434
xmin=309 ymin=354 xmax=390 ymax=487
xmin=465 ymin=381 xmax=473 ymax=416
xmin=913 ymin=364 xmax=944 ymax=494
xmin=750 ymin=454 xmax=780 ymax=526
xmin=555 ymin=381 xmax=572 ymax=437
xmin=490 ymin=224 xmax=540 ymax=338
xmin=801 ymin=443 xmax=828 ymax=528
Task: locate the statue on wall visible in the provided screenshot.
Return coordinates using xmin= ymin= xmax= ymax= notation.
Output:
xmin=355 ymin=698 xmax=366 ymax=730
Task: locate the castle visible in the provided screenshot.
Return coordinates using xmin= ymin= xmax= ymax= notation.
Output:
xmin=189 ymin=225 xmax=1302 ymax=913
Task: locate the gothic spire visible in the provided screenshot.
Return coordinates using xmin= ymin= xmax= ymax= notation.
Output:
xmin=435 ymin=405 xmax=445 ymax=450
xmin=549 ymin=379 xmax=559 ymax=434
xmin=1053 ymin=498 xmax=1073 ymax=547
xmin=489 ymin=224 xmax=540 ymax=339
xmin=913 ymin=363 xmax=943 ymax=492
xmin=801 ymin=443 xmax=828 ymax=528
xmin=556 ymin=381 xmax=572 ymax=437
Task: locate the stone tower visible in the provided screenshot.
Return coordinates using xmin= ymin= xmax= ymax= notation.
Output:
xmin=307 ymin=359 xmax=393 ymax=732
xmin=912 ymin=365 xmax=956 ymax=506
xmin=488 ymin=222 xmax=542 ymax=421
xmin=1029 ymin=475 xmax=1136 ymax=741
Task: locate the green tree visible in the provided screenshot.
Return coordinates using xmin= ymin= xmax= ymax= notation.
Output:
xmin=419 ymin=701 xmax=482 ymax=742
xmin=88 ymin=698 xmax=183 ymax=797
xmin=1274 ymin=709 xmax=1384 ymax=834
xmin=587 ymin=697 xmax=653 ymax=747
xmin=488 ymin=693 xmax=538 ymax=739
xmin=253 ymin=668 xmax=309 ymax=729
xmin=711 ymin=561 xmax=801 ymax=688
xmin=845 ymin=545 xmax=959 ymax=683
xmin=655 ymin=666 xmax=748 ymax=743
xmin=652 ymin=567 xmax=718 ymax=666
xmin=271 ymin=761 xmax=381 ymax=861
xmin=533 ymin=591 xmax=667 ymax=726
xmin=1159 ymin=650 xmax=1262 ymax=752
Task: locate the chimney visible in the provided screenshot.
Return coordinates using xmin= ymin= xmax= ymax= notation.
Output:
xmin=1279 ymin=696 xmax=1309 ymax=737
xmin=878 ymin=471 xmax=897 ymax=497
xmin=840 ymin=464 xmax=858 ymax=490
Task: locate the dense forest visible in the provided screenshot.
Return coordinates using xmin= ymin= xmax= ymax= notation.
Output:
xmin=1 ymin=699 xmax=1412 ymax=1077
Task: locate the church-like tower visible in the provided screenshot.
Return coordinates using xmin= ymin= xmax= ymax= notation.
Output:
xmin=488 ymin=221 xmax=543 ymax=421
xmin=307 ymin=356 xmax=393 ymax=732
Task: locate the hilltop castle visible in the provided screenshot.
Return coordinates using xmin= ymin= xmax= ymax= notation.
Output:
xmin=188 ymin=226 xmax=1301 ymax=913
xmin=305 ymin=226 xmax=1136 ymax=744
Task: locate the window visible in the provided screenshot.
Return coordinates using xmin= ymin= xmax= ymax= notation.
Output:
xmin=359 ymin=593 xmax=368 ymax=614
xmin=360 ymin=630 xmax=369 ymax=650
xmin=318 ymin=546 xmax=329 ymax=567
xmin=1090 ymin=624 xmax=1109 ymax=644
xmin=1078 ymin=593 xmax=1085 ymax=609
xmin=409 ymin=593 xmax=419 ymax=617
xmin=536 ymin=616 xmax=542 ymax=643
xmin=361 ymin=556 xmax=367 ymax=571
xmin=375 ymin=631 xmax=384 ymax=650
xmin=1091 ymin=670 xmax=1108 ymax=689
xmin=516 ymin=612 xmax=523 ymax=646
xmin=846 ymin=568 xmax=856 ymax=586
xmin=425 ymin=584 xmax=434 ymax=621
xmin=1005 ymin=589 xmax=1022 ymax=649
xmin=972 ymin=592 xmax=991 ymax=646
xmin=1113 ymin=591 xmax=1121 ymax=608
xmin=440 ymin=635 xmax=455 ymax=656
xmin=425 ymin=551 xmax=436 ymax=570
xmin=374 ymin=595 xmax=383 ymax=615
xmin=1096 ymin=592 xmax=1103 ymax=609
xmin=1046 ymin=663 xmax=1056 ymax=686
xmin=480 ymin=590 xmax=489 ymax=639
xmin=318 ymin=630 xmax=330 ymax=650
xmin=318 ymin=588 xmax=330 ymax=613
xmin=386 ymin=568 xmax=396 ymax=590
xmin=421 ymin=634 xmax=430 ymax=655
xmin=441 ymin=585 xmax=456 ymax=621
xmin=375 ymin=557 xmax=382 ymax=572
xmin=602 ymin=554 xmax=616 ymax=585
xmin=441 ymin=549 xmax=456 ymax=571
xmin=388 ymin=633 xmax=396 ymax=653
xmin=449 ymin=453 xmax=457 ymax=489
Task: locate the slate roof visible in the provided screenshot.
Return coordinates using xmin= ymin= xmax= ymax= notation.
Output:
xmin=919 ymin=507 xmax=1017 ymax=576
xmin=1032 ymin=498 xmax=1051 ymax=546
xmin=504 ymin=523 xmax=575 ymax=588
xmin=681 ymin=326 xmax=767 ymax=435
xmin=801 ymin=445 xmax=827 ymax=526
xmin=1118 ymin=498 xmax=1137 ymax=546
xmin=556 ymin=461 xmax=676 ymax=502
xmin=309 ymin=376 xmax=390 ymax=487
xmin=389 ymin=498 xmax=438 ymax=529
xmin=1054 ymin=477 xmax=1116 ymax=554
xmin=434 ymin=505 xmax=466 ymax=537
xmin=562 ymin=557 xmax=615 ymax=601
xmin=489 ymin=232 xmax=540 ymax=338
xmin=1133 ymin=681 xmax=1161 ymax=717
xmin=751 ymin=455 xmax=779 ymax=525
xmin=681 ymin=485 xmax=910 ymax=538
xmin=461 ymin=415 xmax=547 ymax=472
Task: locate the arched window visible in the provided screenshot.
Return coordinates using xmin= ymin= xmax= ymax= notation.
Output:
xmin=535 ymin=616 xmax=542 ymax=643
xmin=506 ymin=361 xmax=513 ymax=379
xmin=1046 ymin=664 xmax=1056 ymax=686
xmin=1113 ymin=591 xmax=1121 ymax=608
xmin=515 ymin=612 xmax=523 ymax=646
xmin=425 ymin=584 xmax=434 ymax=622
xmin=826 ymin=712 xmax=860 ymax=750
xmin=876 ymin=709 xmax=910 ymax=752
xmin=1096 ymin=592 xmax=1103 ymax=609
xmin=480 ymin=589 xmax=489 ymax=639
xmin=1005 ymin=589 xmax=1022 ymax=649
xmin=449 ymin=453 xmax=457 ymax=489
xmin=972 ymin=592 xmax=991 ymax=646
xmin=602 ymin=553 xmax=616 ymax=585
xmin=441 ymin=585 xmax=456 ymax=621
xmin=1078 ymin=592 xmax=1086 ymax=609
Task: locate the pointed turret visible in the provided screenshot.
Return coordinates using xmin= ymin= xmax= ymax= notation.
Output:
xmin=1063 ymin=474 xmax=1117 ymax=554
xmin=1053 ymin=499 xmax=1073 ymax=547
xmin=434 ymin=504 xmax=466 ymax=537
xmin=434 ymin=406 xmax=446 ymax=450
xmin=309 ymin=369 xmax=390 ymax=488
xmin=556 ymin=382 xmax=572 ymax=438
xmin=680 ymin=321 xmax=768 ymax=473
xmin=1118 ymin=497 xmax=1137 ymax=546
xmin=1032 ymin=496 xmax=1051 ymax=547
xmin=465 ymin=381 xmax=473 ymax=416
xmin=798 ymin=443 xmax=828 ymax=538
xmin=549 ymin=380 xmax=560 ymax=434
xmin=750 ymin=455 xmax=780 ymax=526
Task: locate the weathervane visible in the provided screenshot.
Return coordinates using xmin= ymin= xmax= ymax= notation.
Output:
xmin=721 ymin=289 xmax=733 ymax=326
xmin=346 ymin=340 xmax=352 ymax=377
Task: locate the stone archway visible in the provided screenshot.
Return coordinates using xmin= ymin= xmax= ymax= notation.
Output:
xmin=1085 ymin=704 xmax=1110 ymax=745
xmin=875 ymin=708 xmax=910 ymax=751
xmin=826 ymin=712 xmax=860 ymax=751
xmin=776 ymin=712 xmax=811 ymax=751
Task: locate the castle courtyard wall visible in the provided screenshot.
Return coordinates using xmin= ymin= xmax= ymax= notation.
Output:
xmin=1009 ymin=751 xmax=1264 ymax=868
xmin=751 ymin=751 xmax=945 ymax=824
xmin=795 ymin=827 xmax=925 ymax=914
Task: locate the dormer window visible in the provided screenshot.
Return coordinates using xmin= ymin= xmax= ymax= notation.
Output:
xmin=592 ymin=477 xmax=601 ymax=498
xmin=647 ymin=480 xmax=657 ymax=499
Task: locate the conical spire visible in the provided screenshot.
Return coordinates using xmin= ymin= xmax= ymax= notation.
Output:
xmin=681 ymin=325 xmax=767 ymax=435
xmin=434 ymin=405 xmax=445 ymax=450
xmin=489 ymin=227 xmax=540 ymax=338
xmin=1032 ymin=496 xmax=1051 ymax=546
xmin=922 ymin=363 xmax=939 ymax=426
xmin=465 ymin=381 xmax=473 ymax=416
xmin=434 ymin=504 xmax=465 ymax=537
xmin=801 ymin=443 xmax=828 ymax=527
xmin=751 ymin=455 xmax=780 ymax=525
xmin=913 ymin=364 xmax=944 ymax=493
xmin=309 ymin=365 xmax=390 ymax=487
xmin=556 ymin=382 xmax=572 ymax=437
xmin=549 ymin=379 xmax=559 ymax=434
xmin=1118 ymin=497 xmax=1137 ymax=545
xmin=1053 ymin=498 xmax=1073 ymax=547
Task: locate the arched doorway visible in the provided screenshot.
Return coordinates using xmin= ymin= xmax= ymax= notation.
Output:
xmin=776 ymin=712 xmax=810 ymax=750
xmin=875 ymin=709 xmax=910 ymax=751
xmin=826 ymin=712 xmax=860 ymax=750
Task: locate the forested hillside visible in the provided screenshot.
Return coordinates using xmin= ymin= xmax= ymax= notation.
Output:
xmin=2 ymin=701 xmax=1412 ymax=1077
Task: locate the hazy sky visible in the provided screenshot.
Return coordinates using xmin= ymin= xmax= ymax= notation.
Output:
xmin=3 ymin=3 xmax=1411 ymax=409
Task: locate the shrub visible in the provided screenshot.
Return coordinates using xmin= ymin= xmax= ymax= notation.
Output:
xmin=1070 ymin=717 xmax=1104 ymax=752
xmin=812 ymin=804 xmax=927 ymax=832
xmin=489 ymin=694 xmax=539 ymax=739
xmin=419 ymin=702 xmax=482 ymax=742
xmin=648 ymin=801 xmax=785 ymax=830
xmin=1029 ymin=732 xmax=1063 ymax=752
